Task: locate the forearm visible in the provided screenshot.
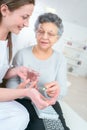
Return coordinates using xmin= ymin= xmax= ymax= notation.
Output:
xmin=4 ymin=67 xmax=17 ymax=79
xmin=0 ymin=88 xmax=27 ymax=101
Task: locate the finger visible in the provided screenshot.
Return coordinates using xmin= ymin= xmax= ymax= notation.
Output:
xmin=39 ymin=100 xmax=49 ymax=108
xmin=47 ymin=98 xmax=56 ymax=105
xmin=46 ymin=81 xmax=56 ymax=86
xmin=45 ymin=83 xmax=56 ymax=90
xmin=46 ymin=87 xmax=56 ymax=93
xmin=29 ymin=81 xmax=38 ymax=88
xmin=18 ymin=72 xmax=27 ymax=80
xmin=38 ymin=93 xmax=50 ymax=105
xmin=34 ymin=84 xmax=38 ymax=89
xmin=18 ymin=79 xmax=30 ymax=89
xmin=33 ymin=95 xmax=49 ymax=109
xmin=40 ymin=94 xmax=48 ymax=101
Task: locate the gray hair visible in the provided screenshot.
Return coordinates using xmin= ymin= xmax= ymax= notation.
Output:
xmin=34 ymin=13 xmax=64 ymax=36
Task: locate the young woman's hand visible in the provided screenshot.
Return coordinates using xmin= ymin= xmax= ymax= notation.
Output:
xmin=17 ymin=80 xmax=49 ymax=109
xmin=5 ymin=66 xmax=39 ymax=81
xmin=25 ymin=82 xmax=49 ymax=109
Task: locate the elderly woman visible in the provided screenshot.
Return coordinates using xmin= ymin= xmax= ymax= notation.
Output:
xmin=7 ymin=13 xmax=70 ymax=130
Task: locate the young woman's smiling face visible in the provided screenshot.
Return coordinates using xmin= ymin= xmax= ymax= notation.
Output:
xmin=2 ymin=4 xmax=34 ymax=34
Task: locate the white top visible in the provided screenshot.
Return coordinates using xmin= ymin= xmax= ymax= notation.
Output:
xmin=0 ymin=40 xmax=9 ymax=83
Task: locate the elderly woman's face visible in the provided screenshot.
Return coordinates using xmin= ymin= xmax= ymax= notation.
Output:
xmin=36 ymin=22 xmax=59 ymax=50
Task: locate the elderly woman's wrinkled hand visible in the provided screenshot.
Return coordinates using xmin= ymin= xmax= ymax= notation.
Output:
xmin=44 ymin=81 xmax=60 ymax=105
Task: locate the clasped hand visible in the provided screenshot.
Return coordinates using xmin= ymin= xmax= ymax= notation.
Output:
xmin=8 ymin=66 xmax=60 ymax=109
xmin=14 ymin=66 xmax=49 ymax=109
xmin=18 ymin=80 xmax=49 ymax=109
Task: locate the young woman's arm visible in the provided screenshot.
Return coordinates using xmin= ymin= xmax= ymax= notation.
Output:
xmin=4 ymin=66 xmax=29 ymax=80
xmin=0 ymin=80 xmax=49 ymax=109
xmin=0 ymin=79 xmax=30 ymax=101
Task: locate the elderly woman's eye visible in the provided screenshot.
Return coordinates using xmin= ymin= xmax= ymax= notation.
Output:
xmin=37 ymin=30 xmax=44 ymax=34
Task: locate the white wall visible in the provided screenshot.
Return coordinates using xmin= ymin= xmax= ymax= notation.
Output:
xmin=61 ymin=22 xmax=87 ymax=76
xmin=53 ymin=21 xmax=87 ymax=54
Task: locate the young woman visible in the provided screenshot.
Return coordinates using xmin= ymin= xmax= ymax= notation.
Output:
xmin=0 ymin=1 xmax=50 ymax=130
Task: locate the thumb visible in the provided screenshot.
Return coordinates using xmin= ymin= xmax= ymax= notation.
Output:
xmin=29 ymin=81 xmax=37 ymax=89
xmin=18 ymin=79 xmax=30 ymax=89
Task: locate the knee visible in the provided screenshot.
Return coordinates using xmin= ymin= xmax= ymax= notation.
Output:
xmin=19 ymin=108 xmax=30 ymax=127
xmin=14 ymin=101 xmax=30 ymax=128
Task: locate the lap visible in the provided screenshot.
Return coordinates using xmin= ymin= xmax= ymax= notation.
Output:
xmin=16 ymin=98 xmax=45 ymax=130
xmin=16 ymin=99 xmax=70 ymax=130
xmin=0 ymin=100 xmax=29 ymax=130
xmin=0 ymin=100 xmax=27 ymax=118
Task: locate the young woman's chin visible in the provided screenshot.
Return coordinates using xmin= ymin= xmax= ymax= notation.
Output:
xmin=12 ymin=29 xmax=22 ymax=34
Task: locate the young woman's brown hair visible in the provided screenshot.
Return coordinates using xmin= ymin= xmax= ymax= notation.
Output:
xmin=0 ymin=0 xmax=35 ymax=22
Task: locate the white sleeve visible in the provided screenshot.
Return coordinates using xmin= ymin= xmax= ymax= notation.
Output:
xmin=6 ymin=51 xmax=22 ymax=88
xmin=0 ymin=43 xmax=8 ymax=66
xmin=0 ymin=43 xmax=9 ymax=83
